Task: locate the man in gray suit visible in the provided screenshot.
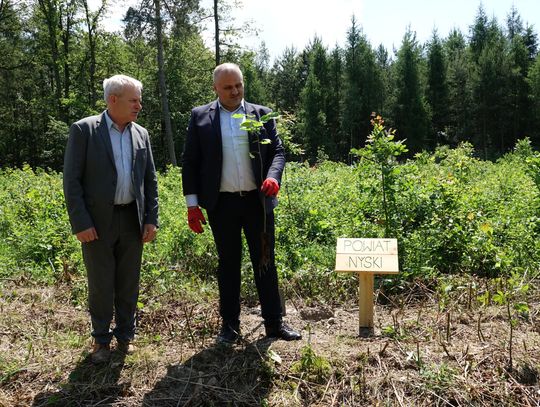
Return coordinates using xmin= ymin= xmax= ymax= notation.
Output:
xmin=63 ymin=74 xmax=159 ymax=364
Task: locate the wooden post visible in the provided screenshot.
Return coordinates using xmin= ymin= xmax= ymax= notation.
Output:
xmin=358 ymin=273 xmax=374 ymax=336
xmin=335 ymin=238 xmax=399 ymax=337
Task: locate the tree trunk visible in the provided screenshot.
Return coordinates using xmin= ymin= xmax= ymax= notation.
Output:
xmin=38 ymin=0 xmax=63 ymax=117
xmin=214 ymin=0 xmax=219 ymax=66
xmin=154 ymin=0 xmax=177 ymax=166
xmin=82 ymin=0 xmax=103 ymax=109
xmin=60 ymin=1 xmax=75 ymax=102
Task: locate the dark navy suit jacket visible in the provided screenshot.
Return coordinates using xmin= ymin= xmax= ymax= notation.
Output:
xmin=182 ymin=100 xmax=285 ymax=212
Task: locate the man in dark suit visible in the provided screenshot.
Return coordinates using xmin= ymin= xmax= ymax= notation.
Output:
xmin=63 ymin=74 xmax=159 ymax=363
xmin=182 ymin=63 xmax=301 ymax=344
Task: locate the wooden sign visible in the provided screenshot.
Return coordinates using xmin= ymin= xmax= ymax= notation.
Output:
xmin=335 ymin=238 xmax=399 ymax=273
xmin=335 ymin=238 xmax=399 ymax=336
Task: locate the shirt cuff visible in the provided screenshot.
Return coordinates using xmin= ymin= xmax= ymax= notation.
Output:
xmin=185 ymin=194 xmax=198 ymax=208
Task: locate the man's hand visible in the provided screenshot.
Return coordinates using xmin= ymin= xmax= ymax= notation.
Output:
xmin=76 ymin=227 xmax=98 ymax=243
xmin=142 ymin=223 xmax=157 ymax=243
xmin=261 ymin=178 xmax=280 ymax=197
xmin=188 ymin=206 xmax=206 ymax=233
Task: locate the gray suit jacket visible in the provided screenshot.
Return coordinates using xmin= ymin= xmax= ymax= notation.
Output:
xmin=63 ymin=111 xmax=159 ymax=235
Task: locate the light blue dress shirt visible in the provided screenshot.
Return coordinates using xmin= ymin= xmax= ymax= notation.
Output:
xmin=104 ymin=111 xmax=135 ymax=205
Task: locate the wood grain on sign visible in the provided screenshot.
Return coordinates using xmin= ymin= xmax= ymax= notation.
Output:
xmin=335 ymin=238 xmax=399 ymax=274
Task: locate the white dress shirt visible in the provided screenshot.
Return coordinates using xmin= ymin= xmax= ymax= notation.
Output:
xmin=185 ymin=99 xmax=256 ymax=208
xmin=218 ymin=100 xmax=257 ymax=193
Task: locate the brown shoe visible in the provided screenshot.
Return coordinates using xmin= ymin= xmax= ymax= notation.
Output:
xmin=91 ymin=343 xmax=111 ymax=364
xmin=116 ymin=340 xmax=136 ymax=355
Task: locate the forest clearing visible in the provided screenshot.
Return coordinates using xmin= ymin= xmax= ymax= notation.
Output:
xmin=2 ymin=2 xmax=540 ymax=404
xmin=2 ymin=141 xmax=540 ymax=405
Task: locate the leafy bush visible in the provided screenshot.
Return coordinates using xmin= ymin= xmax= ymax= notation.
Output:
xmin=0 ymin=165 xmax=80 ymax=282
xmin=1 ymin=140 xmax=539 ymax=304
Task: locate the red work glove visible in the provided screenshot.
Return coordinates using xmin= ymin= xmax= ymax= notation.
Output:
xmin=187 ymin=206 xmax=206 ymax=233
xmin=261 ymin=178 xmax=279 ymax=197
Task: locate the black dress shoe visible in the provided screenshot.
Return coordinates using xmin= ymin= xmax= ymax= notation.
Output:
xmin=217 ymin=322 xmax=240 ymax=344
xmin=265 ymin=322 xmax=302 ymax=341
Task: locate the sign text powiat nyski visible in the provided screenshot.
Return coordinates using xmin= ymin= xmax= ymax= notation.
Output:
xmin=335 ymin=238 xmax=399 ymax=273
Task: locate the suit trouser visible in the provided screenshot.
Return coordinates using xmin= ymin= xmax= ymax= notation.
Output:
xmin=82 ymin=203 xmax=143 ymax=344
xmin=207 ymin=191 xmax=283 ymax=326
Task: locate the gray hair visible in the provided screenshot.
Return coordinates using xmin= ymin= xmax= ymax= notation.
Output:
xmin=103 ymin=74 xmax=143 ymax=101
xmin=213 ymin=63 xmax=243 ymax=83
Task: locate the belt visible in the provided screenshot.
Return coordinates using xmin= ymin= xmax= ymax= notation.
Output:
xmin=220 ymin=190 xmax=257 ymax=197
xmin=114 ymin=201 xmax=135 ymax=208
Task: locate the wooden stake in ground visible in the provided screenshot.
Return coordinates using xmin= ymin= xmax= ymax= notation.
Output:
xmin=335 ymin=238 xmax=399 ymax=336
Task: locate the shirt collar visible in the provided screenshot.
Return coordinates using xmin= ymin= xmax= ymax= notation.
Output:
xmin=104 ymin=110 xmax=131 ymax=133
xmin=217 ymin=99 xmax=245 ymax=114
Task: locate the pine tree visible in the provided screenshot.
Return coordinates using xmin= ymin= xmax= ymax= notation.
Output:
xmin=297 ymin=38 xmax=331 ymax=161
xmin=527 ymin=54 xmax=540 ymax=145
xmin=375 ymin=44 xmax=391 ymax=118
xmin=508 ymin=33 xmax=532 ymax=146
xmin=445 ymin=29 xmax=473 ymax=144
xmin=239 ymin=51 xmax=267 ymax=104
xmin=123 ymin=0 xmax=206 ymax=167
xmin=342 ymin=16 xmax=383 ymax=157
xmin=470 ymin=4 xmax=489 ymax=63
xmin=426 ymin=30 xmax=449 ymax=147
xmin=342 ymin=16 xmax=363 ymax=159
xmin=327 ymin=46 xmax=344 ymax=160
xmin=270 ymin=47 xmax=303 ymax=113
xmin=391 ymin=28 xmax=428 ymax=154
xmin=506 ymin=4 xmax=523 ymax=40
xmin=523 ymin=24 xmax=539 ymax=61
xmin=299 ymin=70 xmax=327 ymax=161
xmin=471 ymin=18 xmax=513 ymax=156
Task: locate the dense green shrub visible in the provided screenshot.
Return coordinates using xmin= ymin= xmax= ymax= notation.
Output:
xmin=0 ymin=165 xmax=80 ymax=281
xmin=395 ymin=143 xmax=540 ymax=279
xmin=1 ymin=141 xmax=539 ymax=304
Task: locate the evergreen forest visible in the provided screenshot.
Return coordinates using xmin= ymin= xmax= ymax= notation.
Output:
xmin=1 ymin=0 xmax=540 ymax=168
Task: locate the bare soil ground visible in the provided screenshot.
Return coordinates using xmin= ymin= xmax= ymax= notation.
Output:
xmin=0 ymin=280 xmax=539 ymax=406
